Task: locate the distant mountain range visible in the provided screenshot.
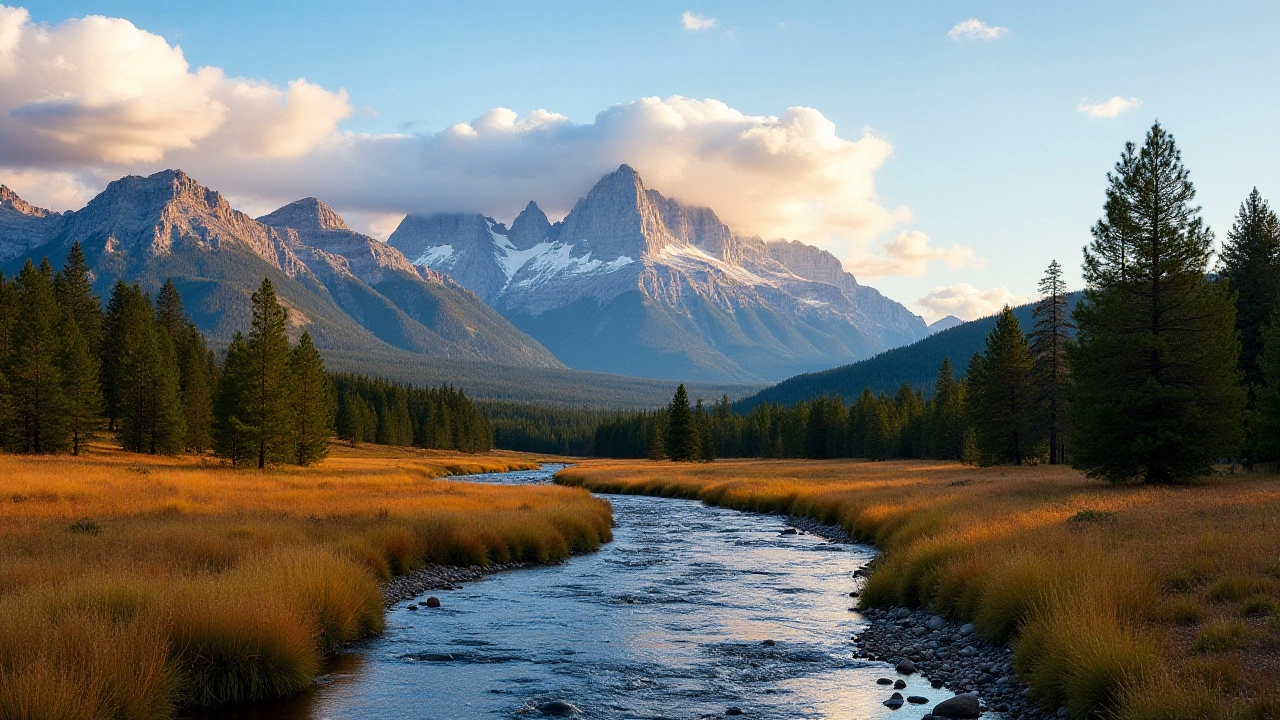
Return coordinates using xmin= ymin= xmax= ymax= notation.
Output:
xmin=1 ymin=164 xmax=932 ymax=396
xmin=736 ymin=294 xmax=1081 ymax=411
xmin=388 ymin=165 xmax=928 ymax=383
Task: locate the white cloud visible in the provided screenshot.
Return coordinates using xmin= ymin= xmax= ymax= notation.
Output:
xmin=0 ymin=5 xmax=931 ymax=268
xmin=845 ymin=230 xmax=984 ymax=277
xmin=947 ymin=19 xmax=1009 ymax=42
xmin=682 ymin=11 xmax=717 ymax=31
xmin=0 ymin=7 xmax=351 ymax=165
xmin=1076 ymin=96 xmax=1141 ymax=119
xmin=915 ymin=284 xmax=1029 ymax=323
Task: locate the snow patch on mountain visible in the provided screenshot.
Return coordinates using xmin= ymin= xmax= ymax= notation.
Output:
xmin=416 ymin=244 xmax=454 ymax=266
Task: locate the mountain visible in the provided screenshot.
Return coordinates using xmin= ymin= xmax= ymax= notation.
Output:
xmin=389 ymin=165 xmax=927 ymax=384
xmin=735 ymin=293 xmax=1082 ymax=410
xmin=927 ymin=315 xmax=964 ymax=334
xmin=3 ymin=170 xmax=561 ymax=369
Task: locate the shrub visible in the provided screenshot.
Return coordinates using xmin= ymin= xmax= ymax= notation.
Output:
xmin=1241 ymin=595 xmax=1279 ymax=618
xmin=1192 ymin=620 xmax=1247 ymax=653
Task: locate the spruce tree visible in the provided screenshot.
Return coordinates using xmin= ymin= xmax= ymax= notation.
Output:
xmin=53 ymin=242 xmax=102 ymax=354
xmin=60 ymin=316 xmax=101 ymax=455
xmin=664 ymin=384 xmax=700 ymax=461
xmin=926 ymin=358 xmax=967 ymax=460
xmin=0 ymin=273 xmax=13 ymax=436
xmin=1218 ymin=188 xmax=1280 ymax=390
xmin=967 ymin=307 xmax=1038 ymax=465
xmin=290 ymin=332 xmax=334 ymax=465
xmin=3 ymin=261 xmax=70 ymax=453
xmin=1069 ymin=122 xmax=1245 ymax=483
xmin=212 ymin=333 xmax=254 ymax=465
xmin=116 ymin=290 xmax=185 ymax=455
xmin=1253 ymin=300 xmax=1280 ymax=460
xmin=100 ymin=281 xmax=135 ymax=430
xmin=243 ymin=278 xmax=295 ymax=468
xmin=1029 ymin=260 xmax=1074 ymax=464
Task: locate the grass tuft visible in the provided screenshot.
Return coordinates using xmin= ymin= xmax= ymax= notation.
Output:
xmin=1192 ymin=620 xmax=1247 ymax=653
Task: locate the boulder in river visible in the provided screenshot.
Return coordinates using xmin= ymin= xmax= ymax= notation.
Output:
xmin=894 ymin=679 xmax=906 ymax=689
xmin=896 ymin=659 xmax=917 ymax=675
xmin=780 ymin=528 xmax=798 ymax=536
xmin=907 ymin=696 xmax=929 ymax=704
xmin=760 ymin=639 xmax=775 ymax=647
xmin=876 ymin=678 xmax=893 ymax=685
xmin=537 ymin=699 xmax=580 ymax=715
xmin=884 ymin=692 xmax=904 ymax=709
xmin=725 ymin=708 xmax=744 ymax=716
xmin=425 ymin=596 xmax=441 ymax=608
xmin=932 ymin=693 xmax=981 ymax=719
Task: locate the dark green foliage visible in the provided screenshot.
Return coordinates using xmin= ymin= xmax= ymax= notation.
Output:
xmin=1219 ymin=188 xmax=1280 ymax=390
xmin=114 ymin=285 xmax=185 ymax=455
xmin=212 ymin=333 xmax=254 ymax=465
xmin=3 ymin=261 xmax=70 ymax=453
xmin=332 ymin=375 xmax=491 ymax=452
xmin=59 ymin=316 xmax=100 ymax=456
xmin=1069 ymin=122 xmax=1246 ymax=484
xmin=923 ymin=358 xmax=967 ymax=460
xmin=664 ymin=384 xmax=700 ymax=461
xmin=242 ymin=279 xmax=296 ymax=468
xmin=53 ymin=242 xmax=102 ymax=354
xmin=289 ymin=333 xmax=334 ymax=465
xmin=1252 ymin=300 xmax=1280 ymax=460
xmin=479 ymin=401 xmax=607 ymax=456
xmin=737 ymin=294 xmax=1082 ymax=411
xmin=968 ymin=307 xmax=1038 ymax=466
xmin=155 ymin=279 xmax=215 ymax=452
xmin=1029 ymin=261 xmax=1073 ymax=464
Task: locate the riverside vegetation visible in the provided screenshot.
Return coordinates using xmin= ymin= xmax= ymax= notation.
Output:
xmin=556 ymin=459 xmax=1280 ymax=719
xmin=0 ymin=443 xmax=613 ymax=718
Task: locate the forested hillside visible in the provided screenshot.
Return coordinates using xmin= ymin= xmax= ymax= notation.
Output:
xmin=735 ymin=294 xmax=1081 ymax=411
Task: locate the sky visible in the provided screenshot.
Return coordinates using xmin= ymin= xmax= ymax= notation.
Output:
xmin=3 ymin=1 xmax=1279 ymax=322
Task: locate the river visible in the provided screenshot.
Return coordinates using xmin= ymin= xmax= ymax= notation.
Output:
xmin=221 ymin=464 xmax=962 ymax=719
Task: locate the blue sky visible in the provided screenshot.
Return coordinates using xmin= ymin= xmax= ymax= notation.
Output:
xmin=9 ymin=1 xmax=1280 ymax=320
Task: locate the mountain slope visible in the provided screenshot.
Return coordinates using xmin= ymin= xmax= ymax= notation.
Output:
xmin=4 ymin=171 xmax=561 ymax=369
xmin=736 ymin=293 xmax=1083 ymax=410
xmin=389 ymin=164 xmax=927 ymax=383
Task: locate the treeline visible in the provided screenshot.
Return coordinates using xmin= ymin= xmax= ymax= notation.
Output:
xmin=0 ymin=247 xmax=335 ymax=466
xmin=479 ymin=401 xmax=603 ymax=456
xmin=333 ymin=375 xmax=492 ymax=452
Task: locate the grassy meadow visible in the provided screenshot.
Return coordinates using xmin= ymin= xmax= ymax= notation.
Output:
xmin=557 ymin=459 xmax=1280 ymax=719
xmin=0 ymin=444 xmax=612 ymax=719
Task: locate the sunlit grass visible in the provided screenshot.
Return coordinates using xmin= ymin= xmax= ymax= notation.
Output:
xmin=557 ymin=459 xmax=1280 ymax=718
xmin=0 ymin=443 xmax=612 ymax=718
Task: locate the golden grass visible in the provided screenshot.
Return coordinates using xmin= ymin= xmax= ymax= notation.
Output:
xmin=0 ymin=443 xmax=612 ymax=718
xmin=557 ymin=459 xmax=1280 ymax=719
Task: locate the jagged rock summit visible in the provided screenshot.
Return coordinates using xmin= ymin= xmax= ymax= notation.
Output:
xmin=388 ymin=164 xmax=928 ymax=383
xmin=3 ymin=170 xmax=562 ymax=369
xmin=0 ymin=186 xmax=65 ymax=262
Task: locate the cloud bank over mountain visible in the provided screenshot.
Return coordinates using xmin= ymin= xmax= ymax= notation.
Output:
xmin=0 ymin=4 xmax=971 ymax=283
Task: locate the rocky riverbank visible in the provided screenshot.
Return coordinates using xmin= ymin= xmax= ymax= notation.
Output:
xmin=382 ymin=561 xmax=547 ymax=608
xmin=787 ymin=515 xmax=1060 ymax=720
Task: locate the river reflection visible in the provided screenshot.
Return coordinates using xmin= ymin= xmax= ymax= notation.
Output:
xmin=198 ymin=465 xmax=967 ymax=719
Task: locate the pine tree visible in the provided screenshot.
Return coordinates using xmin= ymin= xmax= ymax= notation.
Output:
xmin=3 ymin=261 xmax=70 ymax=453
xmin=243 ymin=278 xmax=295 ymax=468
xmin=694 ymin=397 xmax=715 ymax=462
xmin=926 ymin=358 xmax=967 ymax=460
xmin=100 ymin=281 xmax=135 ymax=431
xmin=664 ymin=384 xmax=700 ymax=461
xmin=0 ymin=273 xmax=13 ymax=437
xmin=1029 ymin=261 xmax=1074 ymax=464
xmin=967 ymin=307 xmax=1038 ymax=465
xmin=1069 ymin=122 xmax=1245 ymax=483
xmin=59 ymin=316 xmax=100 ymax=455
xmin=1219 ymin=188 xmax=1280 ymax=390
xmin=212 ymin=333 xmax=254 ymax=465
xmin=116 ymin=290 xmax=185 ymax=455
xmin=53 ymin=242 xmax=102 ymax=355
xmin=645 ymin=420 xmax=666 ymax=460
xmin=290 ymin=332 xmax=333 ymax=465
xmin=1254 ymin=302 xmax=1280 ymax=460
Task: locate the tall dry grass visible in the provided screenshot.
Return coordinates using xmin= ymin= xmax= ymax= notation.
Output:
xmin=0 ymin=443 xmax=612 ymax=719
xmin=557 ymin=459 xmax=1280 ymax=719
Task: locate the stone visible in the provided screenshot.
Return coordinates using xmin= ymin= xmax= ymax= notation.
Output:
xmin=761 ymin=639 xmax=775 ymax=647
xmin=877 ymin=678 xmax=894 ymax=685
xmin=725 ymin=708 xmax=743 ymax=716
xmin=894 ymin=679 xmax=907 ymax=689
xmin=425 ymin=596 xmax=441 ymax=608
xmin=884 ymin=692 xmax=904 ymax=709
xmin=927 ymin=615 xmax=948 ymax=631
xmin=896 ymin=659 xmax=917 ymax=675
xmin=932 ymin=693 xmax=981 ymax=719
xmin=780 ymin=528 xmax=798 ymax=536
xmin=406 ymin=604 xmax=418 ymax=611
xmin=958 ymin=623 xmax=976 ymax=636
xmin=908 ymin=696 xmax=930 ymax=704
xmin=536 ymin=699 xmax=580 ymax=716
xmin=931 ymin=678 xmax=945 ymax=689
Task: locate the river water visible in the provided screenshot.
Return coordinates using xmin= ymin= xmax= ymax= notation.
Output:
xmin=229 ymin=465 xmax=962 ymax=719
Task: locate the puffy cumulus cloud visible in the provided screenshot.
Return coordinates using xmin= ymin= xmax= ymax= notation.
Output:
xmin=158 ymin=96 xmax=911 ymax=250
xmin=1076 ymin=96 xmax=1140 ymax=119
xmin=915 ymin=284 xmax=1029 ymax=322
xmin=682 ymin=11 xmax=717 ymax=31
xmin=947 ymin=19 xmax=1008 ymax=42
xmin=0 ymin=6 xmax=350 ymax=165
xmin=845 ymin=230 xmax=984 ymax=277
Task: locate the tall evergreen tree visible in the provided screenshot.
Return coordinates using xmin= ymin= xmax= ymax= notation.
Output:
xmin=1218 ymin=188 xmax=1280 ymax=390
xmin=290 ymin=332 xmax=334 ymax=465
xmin=53 ymin=242 xmax=102 ymax=355
xmin=212 ymin=333 xmax=254 ymax=465
xmin=59 ymin=316 xmax=100 ymax=455
xmin=100 ymin=281 xmax=135 ymax=430
xmin=967 ymin=307 xmax=1037 ymax=465
xmin=243 ymin=278 xmax=295 ymax=468
xmin=1253 ymin=302 xmax=1280 ymax=460
xmin=116 ymin=290 xmax=185 ymax=455
xmin=1069 ymin=122 xmax=1245 ymax=483
xmin=3 ymin=261 xmax=70 ymax=453
xmin=1029 ymin=260 xmax=1073 ymax=464
xmin=664 ymin=384 xmax=700 ymax=461
xmin=925 ymin=358 xmax=967 ymax=460
xmin=154 ymin=280 xmax=213 ymax=452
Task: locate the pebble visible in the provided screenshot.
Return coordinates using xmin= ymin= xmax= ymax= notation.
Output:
xmin=384 ymin=561 xmax=545 ymax=608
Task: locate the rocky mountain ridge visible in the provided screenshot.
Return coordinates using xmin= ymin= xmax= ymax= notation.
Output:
xmin=388 ymin=164 xmax=928 ymax=383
